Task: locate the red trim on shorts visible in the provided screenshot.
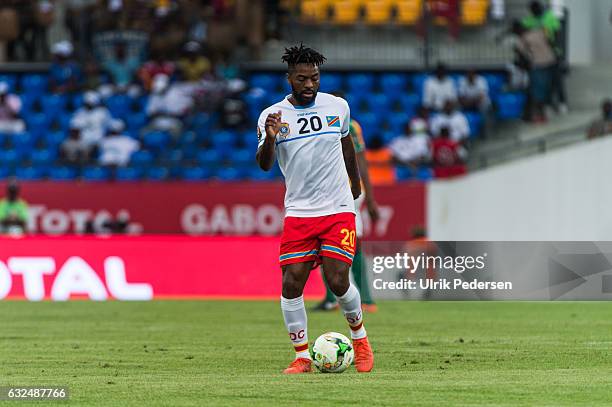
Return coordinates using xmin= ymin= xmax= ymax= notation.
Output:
xmin=279 ymin=255 xmax=318 ymax=267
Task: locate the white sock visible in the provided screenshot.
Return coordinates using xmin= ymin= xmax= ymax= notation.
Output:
xmin=337 ymin=284 xmax=367 ymax=340
xmin=281 ymin=295 xmax=311 ymax=360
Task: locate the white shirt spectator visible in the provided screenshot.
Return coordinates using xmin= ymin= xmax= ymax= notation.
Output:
xmin=430 ymin=110 xmax=470 ymax=142
xmin=389 ymin=132 xmax=431 ymax=164
xmin=459 ymin=75 xmax=490 ymax=110
xmin=423 ymin=76 xmax=457 ymax=111
xmin=0 ymin=83 xmax=25 ymax=134
xmin=71 ymin=92 xmax=112 ymax=147
xmin=99 ymin=135 xmax=139 ymax=166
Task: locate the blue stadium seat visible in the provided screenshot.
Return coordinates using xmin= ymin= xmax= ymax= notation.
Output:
xmin=380 ymin=74 xmax=409 ymax=98
xmin=322 ymin=73 xmax=343 ymax=92
xmin=49 ymin=166 xmax=77 ymax=181
xmin=396 ymin=166 xmax=414 ymax=181
xmin=0 ymin=75 xmax=17 ymax=92
xmin=181 ymin=166 xmax=212 ymax=181
xmin=250 ymin=73 xmax=282 ymax=92
xmin=483 ymin=73 xmax=505 ymax=98
xmin=45 ymin=131 xmax=66 ymax=148
xmin=230 ymin=149 xmax=254 ymax=168
xmin=216 ymin=167 xmax=244 ymax=181
xmin=116 ymin=166 xmax=143 ymax=181
xmin=16 ymin=166 xmax=46 ymax=180
xmin=0 ymin=166 xmax=10 ymax=179
xmin=386 ymin=112 xmax=412 ymax=133
xmin=71 ymin=93 xmax=84 ymax=110
xmin=130 ymin=150 xmax=154 ymax=167
xmin=464 ymin=111 xmax=484 ymax=138
xmin=381 ymin=131 xmax=396 ymax=145
xmin=396 ymin=93 xmax=420 ymax=114
xmin=13 ymin=132 xmax=36 ymax=154
xmin=346 ymin=74 xmax=375 ymax=93
xmin=344 ymin=92 xmax=367 ymax=111
xmin=368 ymin=93 xmax=393 ymax=116
xmin=127 ymin=112 xmax=147 ymax=136
xmin=82 ymin=166 xmax=111 ymax=181
xmin=21 ymin=74 xmax=48 ymax=96
xmin=106 ymin=94 xmax=131 ymax=119
xmin=196 ymin=149 xmax=222 ymax=167
xmin=0 ymin=150 xmax=20 ymax=167
xmin=249 ymin=170 xmax=276 ymax=181
xmin=27 ymin=113 xmax=50 ymax=140
xmin=147 ymin=166 xmax=170 ymax=181
xmin=495 ymin=92 xmax=526 ymax=120
xmin=159 ymin=149 xmax=183 ymax=165
xmin=417 ymin=167 xmax=434 ymax=181
xmin=30 ymin=149 xmax=56 ymax=166
xmin=41 ymin=94 xmax=67 ymax=119
xmin=211 ymin=131 xmax=239 ymax=158
xmin=358 ymin=112 xmax=381 ymax=135
xmin=142 ymin=131 xmax=170 ymax=152
xmin=411 ymin=73 xmax=429 ymax=96
xmin=19 ymin=94 xmax=39 ymax=114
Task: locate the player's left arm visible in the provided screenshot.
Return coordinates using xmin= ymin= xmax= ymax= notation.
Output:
xmin=342 ymin=136 xmax=361 ymax=200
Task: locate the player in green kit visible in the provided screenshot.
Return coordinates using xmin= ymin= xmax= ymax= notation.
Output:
xmin=313 ymin=118 xmax=380 ymax=312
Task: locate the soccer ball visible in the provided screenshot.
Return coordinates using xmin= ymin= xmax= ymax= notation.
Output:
xmin=311 ymin=332 xmax=354 ymax=373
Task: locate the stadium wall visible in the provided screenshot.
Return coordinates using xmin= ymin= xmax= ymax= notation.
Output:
xmin=428 ymin=136 xmax=612 ymax=240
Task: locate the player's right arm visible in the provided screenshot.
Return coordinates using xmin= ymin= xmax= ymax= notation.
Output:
xmin=256 ymin=110 xmax=282 ymax=171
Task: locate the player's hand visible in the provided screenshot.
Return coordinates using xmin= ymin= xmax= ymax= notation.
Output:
xmin=351 ymin=182 xmax=361 ymax=200
xmin=366 ymin=198 xmax=380 ymax=223
xmin=265 ymin=110 xmax=282 ymax=140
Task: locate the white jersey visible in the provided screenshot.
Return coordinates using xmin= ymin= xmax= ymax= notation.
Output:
xmin=257 ymin=92 xmax=355 ymax=218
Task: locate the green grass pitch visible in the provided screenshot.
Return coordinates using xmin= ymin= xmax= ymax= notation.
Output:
xmin=1 ymin=301 xmax=611 ymax=406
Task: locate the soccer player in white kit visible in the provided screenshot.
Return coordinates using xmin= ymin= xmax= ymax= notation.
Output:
xmin=256 ymin=44 xmax=374 ymax=374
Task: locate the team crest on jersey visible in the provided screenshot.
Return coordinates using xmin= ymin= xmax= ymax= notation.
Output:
xmin=326 ymin=116 xmax=340 ymax=128
xmin=279 ymin=122 xmax=291 ymax=139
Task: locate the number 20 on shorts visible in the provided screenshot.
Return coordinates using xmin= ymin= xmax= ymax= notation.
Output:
xmin=340 ymin=228 xmax=356 ymax=248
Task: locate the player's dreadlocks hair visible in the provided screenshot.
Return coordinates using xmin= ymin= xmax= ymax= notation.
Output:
xmin=281 ymin=44 xmax=326 ymax=73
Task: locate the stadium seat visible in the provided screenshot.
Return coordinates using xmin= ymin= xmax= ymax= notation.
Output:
xmin=461 ymin=0 xmax=488 ymax=26
xmin=211 ymin=131 xmax=239 ymax=158
xmin=82 ymin=166 xmax=111 ymax=181
xmin=411 ymin=73 xmax=428 ymax=96
xmin=0 ymin=150 xmax=20 ymax=167
xmin=12 ymin=132 xmax=36 ymax=154
xmin=395 ymin=0 xmax=423 ymax=25
xmin=483 ymin=73 xmax=505 ymax=98
xmin=216 ymin=167 xmax=245 ymax=181
xmin=106 ymin=94 xmax=131 ymax=119
xmin=416 ymin=166 xmax=434 ymax=180
xmin=250 ymin=74 xmax=283 ymax=92
xmin=464 ymin=111 xmax=483 ymax=138
xmin=30 ymin=149 xmax=57 ymax=166
xmin=181 ymin=166 xmax=212 ymax=181
xmin=386 ymin=111 xmax=412 ymax=133
xmin=396 ymin=93 xmax=420 ymax=113
xmin=116 ymin=166 xmax=143 ymax=181
xmin=49 ymin=166 xmax=78 ymax=181
xmin=16 ymin=166 xmax=45 ymax=180
xmin=368 ymin=93 xmax=393 ymax=116
xmin=358 ymin=112 xmax=381 ymax=135
xmin=0 ymin=166 xmax=10 ymax=179
xmin=71 ymin=93 xmax=84 ymax=110
xmin=44 ymin=131 xmax=66 ymax=149
xmin=364 ymin=0 xmax=394 ymax=24
xmin=27 ymin=113 xmax=50 ymax=141
xmin=158 ymin=149 xmax=184 ymax=165
xmin=396 ymin=166 xmax=414 ymax=180
xmin=495 ymin=92 xmax=526 ymax=120
xmin=196 ymin=149 xmax=223 ymax=168
xmin=147 ymin=166 xmax=170 ymax=181
xmin=380 ymin=73 xmax=409 ymax=98
xmin=331 ymin=0 xmax=362 ymax=24
xmin=344 ymin=92 xmax=367 ymax=112
xmin=21 ymin=74 xmax=48 ymax=96
xmin=41 ymin=94 xmax=67 ymax=119
xmin=249 ymin=170 xmax=277 ymax=181
xmin=301 ymin=0 xmax=330 ymax=22
xmin=126 ymin=112 xmax=147 ymax=135
xmin=0 ymin=75 xmax=17 ymax=92
xmin=346 ymin=73 xmax=376 ymax=93
xmin=230 ymin=149 xmax=255 ymax=169
xmin=322 ymin=73 xmax=343 ymax=93
xmin=142 ymin=131 xmax=171 ymax=152
xmin=130 ymin=150 xmax=154 ymax=168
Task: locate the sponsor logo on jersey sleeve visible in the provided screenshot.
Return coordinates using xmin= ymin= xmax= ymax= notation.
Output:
xmin=326 ymin=116 xmax=340 ymax=128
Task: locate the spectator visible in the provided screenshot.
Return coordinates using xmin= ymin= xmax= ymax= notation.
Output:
xmin=97 ymin=119 xmax=140 ymax=167
xmin=219 ymin=80 xmax=248 ymax=129
xmin=365 ymin=135 xmax=396 ymax=186
xmin=145 ymin=74 xmax=192 ymax=137
xmin=430 ymin=101 xmax=470 ymax=143
xmin=49 ymin=40 xmax=82 ymax=93
xmin=522 ymin=1 xmax=567 ymax=114
xmin=103 ymin=41 xmax=140 ymax=89
xmin=505 ymin=57 xmax=530 ymax=92
xmin=587 ymin=99 xmax=612 ymax=140
xmin=512 ymin=20 xmax=556 ymax=123
xmin=177 ymin=41 xmax=211 ymax=82
xmin=60 ymin=123 xmax=93 ymax=166
xmin=0 ymin=181 xmax=28 ymax=235
xmin=71 ymin=91 xmax=112 ymax=147
xmin=423 ymin=63 xmax=457 ymax=112
xmin=389 ymin=121 xmax=431 ymax=167
xmin=139 ymin=53 xmax=176 ymax=91
xmin=431 ymin=127 xmax=467 ymax=179
xmin=458 ymin=70 xmax=490 ymax=112
xmin=410 ymin=105 xmax=430 ymax=134
xmin=0 ymin=82 xmax=25 ymax=134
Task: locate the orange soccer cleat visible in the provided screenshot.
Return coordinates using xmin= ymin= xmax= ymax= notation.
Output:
xmin=362 ymin=304 xmax=378 ymax=313
xmin=352 ymin=337 xmax=374 ymax=372
xmin=283 ymin=358 xmax=313 ymax=374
